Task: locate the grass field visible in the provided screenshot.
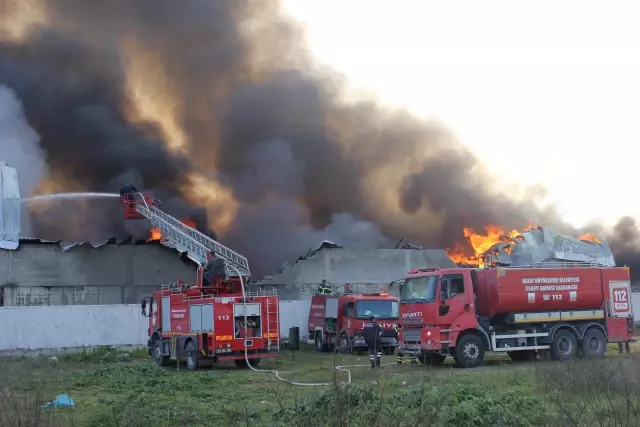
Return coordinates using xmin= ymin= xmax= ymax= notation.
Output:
xmin=1 ymin=344 xmax=640 ymax=427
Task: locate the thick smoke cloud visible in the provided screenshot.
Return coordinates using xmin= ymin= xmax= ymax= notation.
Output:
xmin=0 ymin=85 xmax=46 ymax=198
xmin=0 ymin=0 xmax=637 ymax=276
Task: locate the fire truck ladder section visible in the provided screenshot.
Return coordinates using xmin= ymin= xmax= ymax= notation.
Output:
xmin=134 ymin=194 xmax=250 ymax=276
xmin=266 ymin=297 xmax=280 ymax=352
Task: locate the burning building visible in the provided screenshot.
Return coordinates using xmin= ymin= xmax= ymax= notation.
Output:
xmin=0 ymin=162 xmax=197 ymax=307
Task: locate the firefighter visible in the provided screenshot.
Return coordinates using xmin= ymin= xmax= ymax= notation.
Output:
xmin=363 ymin=315 xmax=383 ymax=368
xmin=316 ymin=280 xmax=332 ymax=296
xmin=119 ymin=184 xmax=138 ymax=197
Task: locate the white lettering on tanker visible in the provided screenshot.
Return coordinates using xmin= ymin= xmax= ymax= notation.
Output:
xmin=522 ymin=276 xmax=580 ymax=293
xmin=522 ymin=276 xmax=580 ymax=304
xmin=522 ymin=277 xmax=579 ymax=284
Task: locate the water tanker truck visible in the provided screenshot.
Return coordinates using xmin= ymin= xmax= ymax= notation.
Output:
xmin=397 ymin=228 xmax=635 ymax=368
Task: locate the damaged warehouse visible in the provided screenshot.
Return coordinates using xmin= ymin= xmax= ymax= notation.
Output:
xmin=256 ymin=240 xmax=456 ymax=300
xmin=0 ymin=239 xmax=197 ymax=307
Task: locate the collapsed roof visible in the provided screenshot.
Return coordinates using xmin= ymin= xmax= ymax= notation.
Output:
xmin=481 ymin=226 xmax=615 ymax=267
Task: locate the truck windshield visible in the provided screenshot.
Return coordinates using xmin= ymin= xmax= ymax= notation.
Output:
xmin=400 ymin=275 xmax=438 ymax=302
xmin=355 ymin=300 xmax=399 ymax=320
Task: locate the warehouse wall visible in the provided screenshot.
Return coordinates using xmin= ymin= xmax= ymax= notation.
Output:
xmin=0 ymin=300 xmax=311 ymax=354
xmin=0 ymin=242 xmax=196 ymax=306
xmin=259 ymin=248 xmax=456 ymax=299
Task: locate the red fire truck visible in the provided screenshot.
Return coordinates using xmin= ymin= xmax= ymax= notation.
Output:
xmin=120 ymin=191 xmax=280 ymax=370
xmin=397 ymin=264 xmax=635 ymax=368
xmin=309 ymin=286 xmax=400 ymax=354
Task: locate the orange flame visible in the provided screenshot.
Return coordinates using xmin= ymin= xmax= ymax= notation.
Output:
xmin=147 ymin=219 xmax=197 ymax=241
xmin=578 ymin=233 xmax=602 ymax=244
xmin=446 ymin=224 xmax=536 ymax=266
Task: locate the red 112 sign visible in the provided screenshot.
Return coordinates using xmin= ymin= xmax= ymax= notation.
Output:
xmin=613 ymin=288 xmax=629 ymax=312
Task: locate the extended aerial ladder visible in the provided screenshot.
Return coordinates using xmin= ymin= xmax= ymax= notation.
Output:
xmin=120 ymin=192 xmax=250 ymax=277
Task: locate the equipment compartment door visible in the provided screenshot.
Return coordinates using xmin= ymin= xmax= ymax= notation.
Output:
xmin=162 ymin=296 xmax=171 ymax=333
xmin=609 ymin=280 xmax=632 ymax=318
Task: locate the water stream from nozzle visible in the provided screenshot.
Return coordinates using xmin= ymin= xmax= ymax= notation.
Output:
xmin=21 ymin=192 xmax=120 ymax=203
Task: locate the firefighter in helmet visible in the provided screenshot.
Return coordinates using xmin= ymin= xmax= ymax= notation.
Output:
xmin=316 ymin=280 xmax=332 ymax=296
xmin=363 ymin=314 xmax=383 ymax=368
xmin=119 ymin=183 xmax=138 ymax=197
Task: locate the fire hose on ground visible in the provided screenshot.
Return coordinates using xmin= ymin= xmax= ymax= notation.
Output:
xmin=230 ymin=264 xmax=397 ymax=387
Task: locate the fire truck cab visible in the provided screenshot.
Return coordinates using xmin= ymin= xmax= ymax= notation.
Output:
xmin=309 ymin=287 xmax=400 ymax=354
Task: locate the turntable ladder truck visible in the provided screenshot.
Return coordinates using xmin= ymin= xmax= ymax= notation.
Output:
xmin=121 ymin=192 xmax=280 ymax=370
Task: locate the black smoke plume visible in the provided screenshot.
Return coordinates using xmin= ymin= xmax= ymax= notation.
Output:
xmin=0 ymin=0 xmax=637 ymax=277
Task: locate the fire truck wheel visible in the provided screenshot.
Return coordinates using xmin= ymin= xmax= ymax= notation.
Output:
xmin=152 ymin=338 xmax=170 ymax=367
xmin=453 ymin=334 xmax=485 ymax=368
xmin=383 ymin=346 xmax=395 ymax=355
xmin=338 ymin=333 xmax=351 ymax=354
xmin=581 ymin=328 xmax=607 ymax=359
xmin=550 ymin=329 xmax=577 ymax=361
xmin=185 ymin=340 xmax=200 ymax=370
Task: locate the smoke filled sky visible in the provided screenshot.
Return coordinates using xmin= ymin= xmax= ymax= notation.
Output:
xmin=286 ymin=0 xmax=640 ymax=228
xmin=1 ymin=0 xmax=639 ymax=275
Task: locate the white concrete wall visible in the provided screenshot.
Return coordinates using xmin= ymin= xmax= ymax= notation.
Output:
xmin=0 ymin=300 xmax=311 ymax=352
xmin=633 ymin=293 xmax=640 ymax=322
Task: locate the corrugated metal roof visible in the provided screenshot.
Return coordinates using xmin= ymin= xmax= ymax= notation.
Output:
xmin=0 ymin=161 xmax=20 ymax=250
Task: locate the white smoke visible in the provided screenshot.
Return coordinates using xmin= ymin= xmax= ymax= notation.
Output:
xmin=0 ymin=85 xmax=47 ymax=197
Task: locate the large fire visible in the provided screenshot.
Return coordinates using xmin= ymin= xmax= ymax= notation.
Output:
xmin=446 ymin=226 xmax=606 ymax=266
xmin=446 ymin=224 xmax=536 ymax=266
xmin=148 ymin=219 xmax=197 ymax=241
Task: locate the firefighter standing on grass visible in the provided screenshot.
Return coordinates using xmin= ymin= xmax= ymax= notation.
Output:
xmin=363 ymin=315 xmax=383 ymax=368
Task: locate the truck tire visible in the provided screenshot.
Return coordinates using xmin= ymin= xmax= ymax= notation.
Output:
xmin=152 ymin=338 xmax=170 ymax=367
xmin=550 ymin=329 xmax=577 ymax=361
xmin=507 ymin=350 xmax=537 ymax=362
xmin=185 ymin=340 xmax=201 ymax=370
xmin=581 ymin=328 xmax=607 ymax=359
xmin=338 ymin=333 xmax=351 ymax=354
xmin=453 ymin=334 xmax=485 ymax=368
xmin=383 ymin=346 xmax=396 ymax=355
xmin=423 ymin=353 xmax=446 ymax=366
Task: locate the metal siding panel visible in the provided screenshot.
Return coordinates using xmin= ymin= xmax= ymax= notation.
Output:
xmin=201 ymin=303 xmax=214 ymax=332
xmin=190 ymin=304 xmax=203 ymax=332
xmin=162 ymin=297 xmax=171 ymax=332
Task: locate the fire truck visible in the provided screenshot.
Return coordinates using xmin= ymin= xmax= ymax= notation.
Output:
xmin=120 ymin=191 xmax=280 ymax=370
xmin=309 ymin=284 xmax=400 ymax=354
xmin=397 ymin=264 xmax=635 ymax=368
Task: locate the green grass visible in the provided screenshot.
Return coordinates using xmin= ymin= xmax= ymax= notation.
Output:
xmin=1 ymin=344 xmax=640 ymax=426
